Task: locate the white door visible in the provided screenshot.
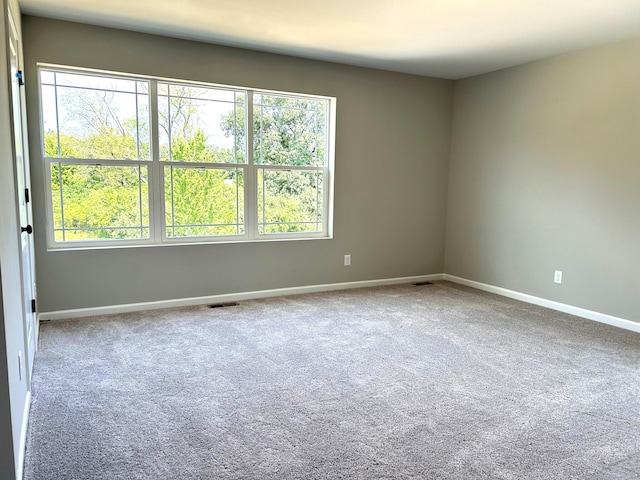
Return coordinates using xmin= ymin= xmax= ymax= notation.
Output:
xmin=8 ymin=11 xmax=37 ymax=384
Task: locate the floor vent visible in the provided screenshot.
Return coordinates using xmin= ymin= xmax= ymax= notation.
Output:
xmin=413 ymin=281 xmax=434 ymax=286
xmin=209 ymin=302 xmax=240 ymax=308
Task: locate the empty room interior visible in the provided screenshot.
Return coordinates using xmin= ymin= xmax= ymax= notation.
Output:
xmin=1 ymin=0 xmax=639 ymax=478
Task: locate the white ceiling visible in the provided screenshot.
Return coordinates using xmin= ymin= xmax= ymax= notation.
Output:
xmin=19 ymin=0 xmax=640 ymax=79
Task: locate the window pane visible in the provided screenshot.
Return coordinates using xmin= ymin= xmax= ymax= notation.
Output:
xmin=136 ymin=92 xmax=151 ymax=160
xmin=158 ymin=83 xmax=246 ymax=164
xmin=164 ymin=166 xmax=244 ymax=237
xmin=41 ymin=70 xmax=150 ymax=161
xmin=50 ymin=163 xmax=149 ymax=241
xmin=254 ymin=94 xmax=327 ymax=167
xmin=53 ymin=72 xmax=139 ymax=92
xmin=257 ymin=169 xmax=323 ymax=234
xmin=40 ymin=70 xmax=55 ymax=85
xmin=41 ymin=84 xmax=59 ymax=156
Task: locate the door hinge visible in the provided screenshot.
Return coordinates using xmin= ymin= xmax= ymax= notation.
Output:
xmin=16 ymin=70 xmax=24 ymax=86
xmin=25 ymin=188 xmax=30 ymax=203
xmin=31 ymin=299 xmax=36 ymax=313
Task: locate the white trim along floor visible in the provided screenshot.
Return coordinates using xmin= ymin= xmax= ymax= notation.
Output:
xmin=38 ymin=274 xmax=640 ymax=334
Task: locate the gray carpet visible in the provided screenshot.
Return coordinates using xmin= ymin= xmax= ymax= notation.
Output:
xmin=24 ymin=281 xmax=640 ymax=479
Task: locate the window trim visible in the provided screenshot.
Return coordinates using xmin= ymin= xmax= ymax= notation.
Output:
xmin=38 ymin=64 xmax=336 ymax=250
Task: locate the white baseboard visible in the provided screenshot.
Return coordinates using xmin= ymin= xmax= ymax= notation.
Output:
xmin=38 ymin=274 xmax=445 ymax=321
xmin=37 ymin=273 xmax=639 ymax=334
xmin=444 ymin=274 xmax=640 ymax=333
xmin=16 ymin=391 xmax=31 ymax=480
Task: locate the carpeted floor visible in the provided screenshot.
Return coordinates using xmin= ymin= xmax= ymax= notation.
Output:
xmin=23 ymin=281 xmax=640 ymax=479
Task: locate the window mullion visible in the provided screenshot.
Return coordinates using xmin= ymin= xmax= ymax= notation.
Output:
xmin=325 ymin=100 xmax=335 ymax=238
xmin=55 ymin=159 xmax=65 ymax=242
xmin=149 ymin=79 xmax=164 ymax=242
xmin=245 ymin=90 xmax=257 ymax=240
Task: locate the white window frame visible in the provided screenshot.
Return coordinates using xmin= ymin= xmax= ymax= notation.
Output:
xmin=38 ymin=64 xmax=336 ymax=249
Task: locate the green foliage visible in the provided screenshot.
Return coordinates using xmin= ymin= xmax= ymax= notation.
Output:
xmin=45 ymin=130 xmax=142 ymax=160
xmin=164 ymin=130 xmax=234 ymax=164
xmin=223 ymin=94 xmax=326 ymax=230
xmin=255 ymin=95 xmax=326 ymax=168
xmin=51 ymin=163 xmax=148 ymax=240
xmin=223 ymin=94 xmax=326 ymax=167
xmin=258 ymin=170 xmax=322 ymax=233
xmin=165 ymin=167 xmax=244 ymax=237
xmin=48 ymin=87 xmax=326 ymax=241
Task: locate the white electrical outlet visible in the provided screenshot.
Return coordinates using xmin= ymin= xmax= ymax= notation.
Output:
xmin=554 ymin=270 xmax=563 ymax=284
xmin=344 ymin=254 xmax=351 ymax=266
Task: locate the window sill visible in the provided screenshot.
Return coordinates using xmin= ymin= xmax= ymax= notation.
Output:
xmin=46 ymin=235 xmax=334 ymax=252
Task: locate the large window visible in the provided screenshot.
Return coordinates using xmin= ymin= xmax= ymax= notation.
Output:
xmin=39 ymin=67 xmax=334 ymax=247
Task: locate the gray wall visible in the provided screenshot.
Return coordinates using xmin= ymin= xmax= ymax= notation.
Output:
xmin=21 ymin=17 xmax=640 ymax=324
xmin=22 ymin=16 xmax=453 ymax=313
xmin=1 ymin=0 xmax=29 ymax=477
xmin=445 ymin=36 xmax=640 ymax=323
